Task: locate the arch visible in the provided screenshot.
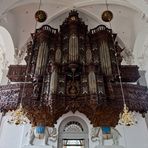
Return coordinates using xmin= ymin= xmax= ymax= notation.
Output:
xmin=0 ymin=26 xmax=14 ymax=84
xmin=4 ymin=0 xmax=141 ymax=16
xmin=59 ymin=116 xmax=88 ymax=134
xmin=58 ymin=115 xmax=89 ymax=148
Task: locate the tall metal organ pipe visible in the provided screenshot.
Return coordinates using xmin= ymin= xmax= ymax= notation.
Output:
xmin=35 ymin=42 xmax=49 ymax=76
xmin=69 ymin=34 xmax=79 ymax=62
xmin=50 ymin=64 xmax=58 ymax=94
xmin=99 ymin=40 xmax=112 ymax=76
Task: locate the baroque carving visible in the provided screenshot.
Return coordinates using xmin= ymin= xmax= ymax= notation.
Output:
xmin=1 ymin=10 xmax=148 ymax=127
xmin=0 ymin=84 xmax=20 ymax=111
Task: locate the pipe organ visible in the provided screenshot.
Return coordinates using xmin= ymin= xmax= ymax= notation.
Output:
xmin=69 ymin=34 xmax=79 ymax=62
xmin=35 ymin=42 xmax=48 ymax=76
xmin=2 ymin=10 xmax=148 ymax=126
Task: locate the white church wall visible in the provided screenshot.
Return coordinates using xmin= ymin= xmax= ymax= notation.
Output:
xmin=116 ymin=113 xmax=148 ymax=148
xmin=0 ymin=26 xmax=15 ymax=85
xmin=0 ymin=114 xmax=23 ymax=148
xmin=133 ymin=30 xmax=148 ymax=84
xmin=0 ymin=112 xmax=148 ymax=148
xmin=145 ymin=113 xmax=148 ymax=129
xmin=0 ymin=11 xmax=18 ymax=48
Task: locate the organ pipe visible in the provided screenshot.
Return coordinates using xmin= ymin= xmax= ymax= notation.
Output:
xmin=50 ymin=64 xmax=58 ymax=94
xmin=69 ymin=34 xmax=79 ymax=62
xmin=55 ymin=48 xmax=61 ymax=63
xmin=86 ymin=48 xmax=92 ymax=64
xmin=88 ymin=71 xmax=97 ymax=94
xmin=35 ymin=42 xmax=48 ymax=76
xmin=99 ymin=40 xmax=112 ymax=76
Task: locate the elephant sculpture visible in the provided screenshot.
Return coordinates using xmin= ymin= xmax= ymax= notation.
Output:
xmin=91 ymin=127 xmax=121 ymax=145
xmin=26 ymin=124 xmax=57 ymax=145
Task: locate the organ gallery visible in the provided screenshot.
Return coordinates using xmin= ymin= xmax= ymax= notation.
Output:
xmin=0 ymin=10 xmax=148 ymax=147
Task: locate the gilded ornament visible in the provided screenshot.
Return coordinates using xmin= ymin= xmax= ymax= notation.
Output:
xmin=35 ymin=10 xmax=47 ymax=22
xmin=102 ymin=10 xmax=113 ymax=22
xmin=119 ymin=104 xmax=137 ymax=126
xmin=7 ymin=104 xmax=29 ymax=125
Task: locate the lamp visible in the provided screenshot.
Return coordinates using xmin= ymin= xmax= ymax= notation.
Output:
xmin=35 ymin=10 xmax=47 ymax=23
xmin=7 ymin=0 xmax=47 ymax=125
xmin=35 ymin=0 xmax=47 ymax=23
xmin=102 ymin=0 xmax=113 ymax=22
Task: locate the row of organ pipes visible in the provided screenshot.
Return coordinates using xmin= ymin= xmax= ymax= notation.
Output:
xmin=4 ymin=10 xmax=147 ymax=127
xmin=26 ymin=12 xmax=117 ymax=105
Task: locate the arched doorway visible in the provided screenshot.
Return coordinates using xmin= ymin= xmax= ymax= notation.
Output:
xmin=58 ymin=116 xmax=89 ymax=148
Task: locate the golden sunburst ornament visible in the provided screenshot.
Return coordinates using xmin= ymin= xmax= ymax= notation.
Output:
xmin=7 ymin=104 xmax=29 ymax=125
xmin=119 ymin=104 xmax=137 ymax=126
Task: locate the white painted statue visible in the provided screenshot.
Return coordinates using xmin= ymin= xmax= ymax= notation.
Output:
xmin=26 ymin=124 xmax=57 ymax=145
xmin=91 ymin=127 xmax=121 ymax=145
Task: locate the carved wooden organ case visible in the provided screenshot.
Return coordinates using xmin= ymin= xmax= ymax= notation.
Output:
xmin=1 ymin=10 xmax=148 ymax=126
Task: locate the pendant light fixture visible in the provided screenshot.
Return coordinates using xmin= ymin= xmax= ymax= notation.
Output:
xmin=115 ymin=44 xmax=137 ymax=126
xmin=102 ymin=0 xmax=113 ymax=22
xmin=35 ymin=0 xmax=47 ymax=23
xmin=7 ymin=76 xmax=29 ymax=125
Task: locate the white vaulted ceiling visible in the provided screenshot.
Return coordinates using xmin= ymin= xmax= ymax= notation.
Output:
xmin=0 ymin=0 xmax=148 ymax=66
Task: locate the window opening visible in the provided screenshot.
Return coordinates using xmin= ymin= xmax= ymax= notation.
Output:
xmin=63 ymin=139 xmax=84 ymax=148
